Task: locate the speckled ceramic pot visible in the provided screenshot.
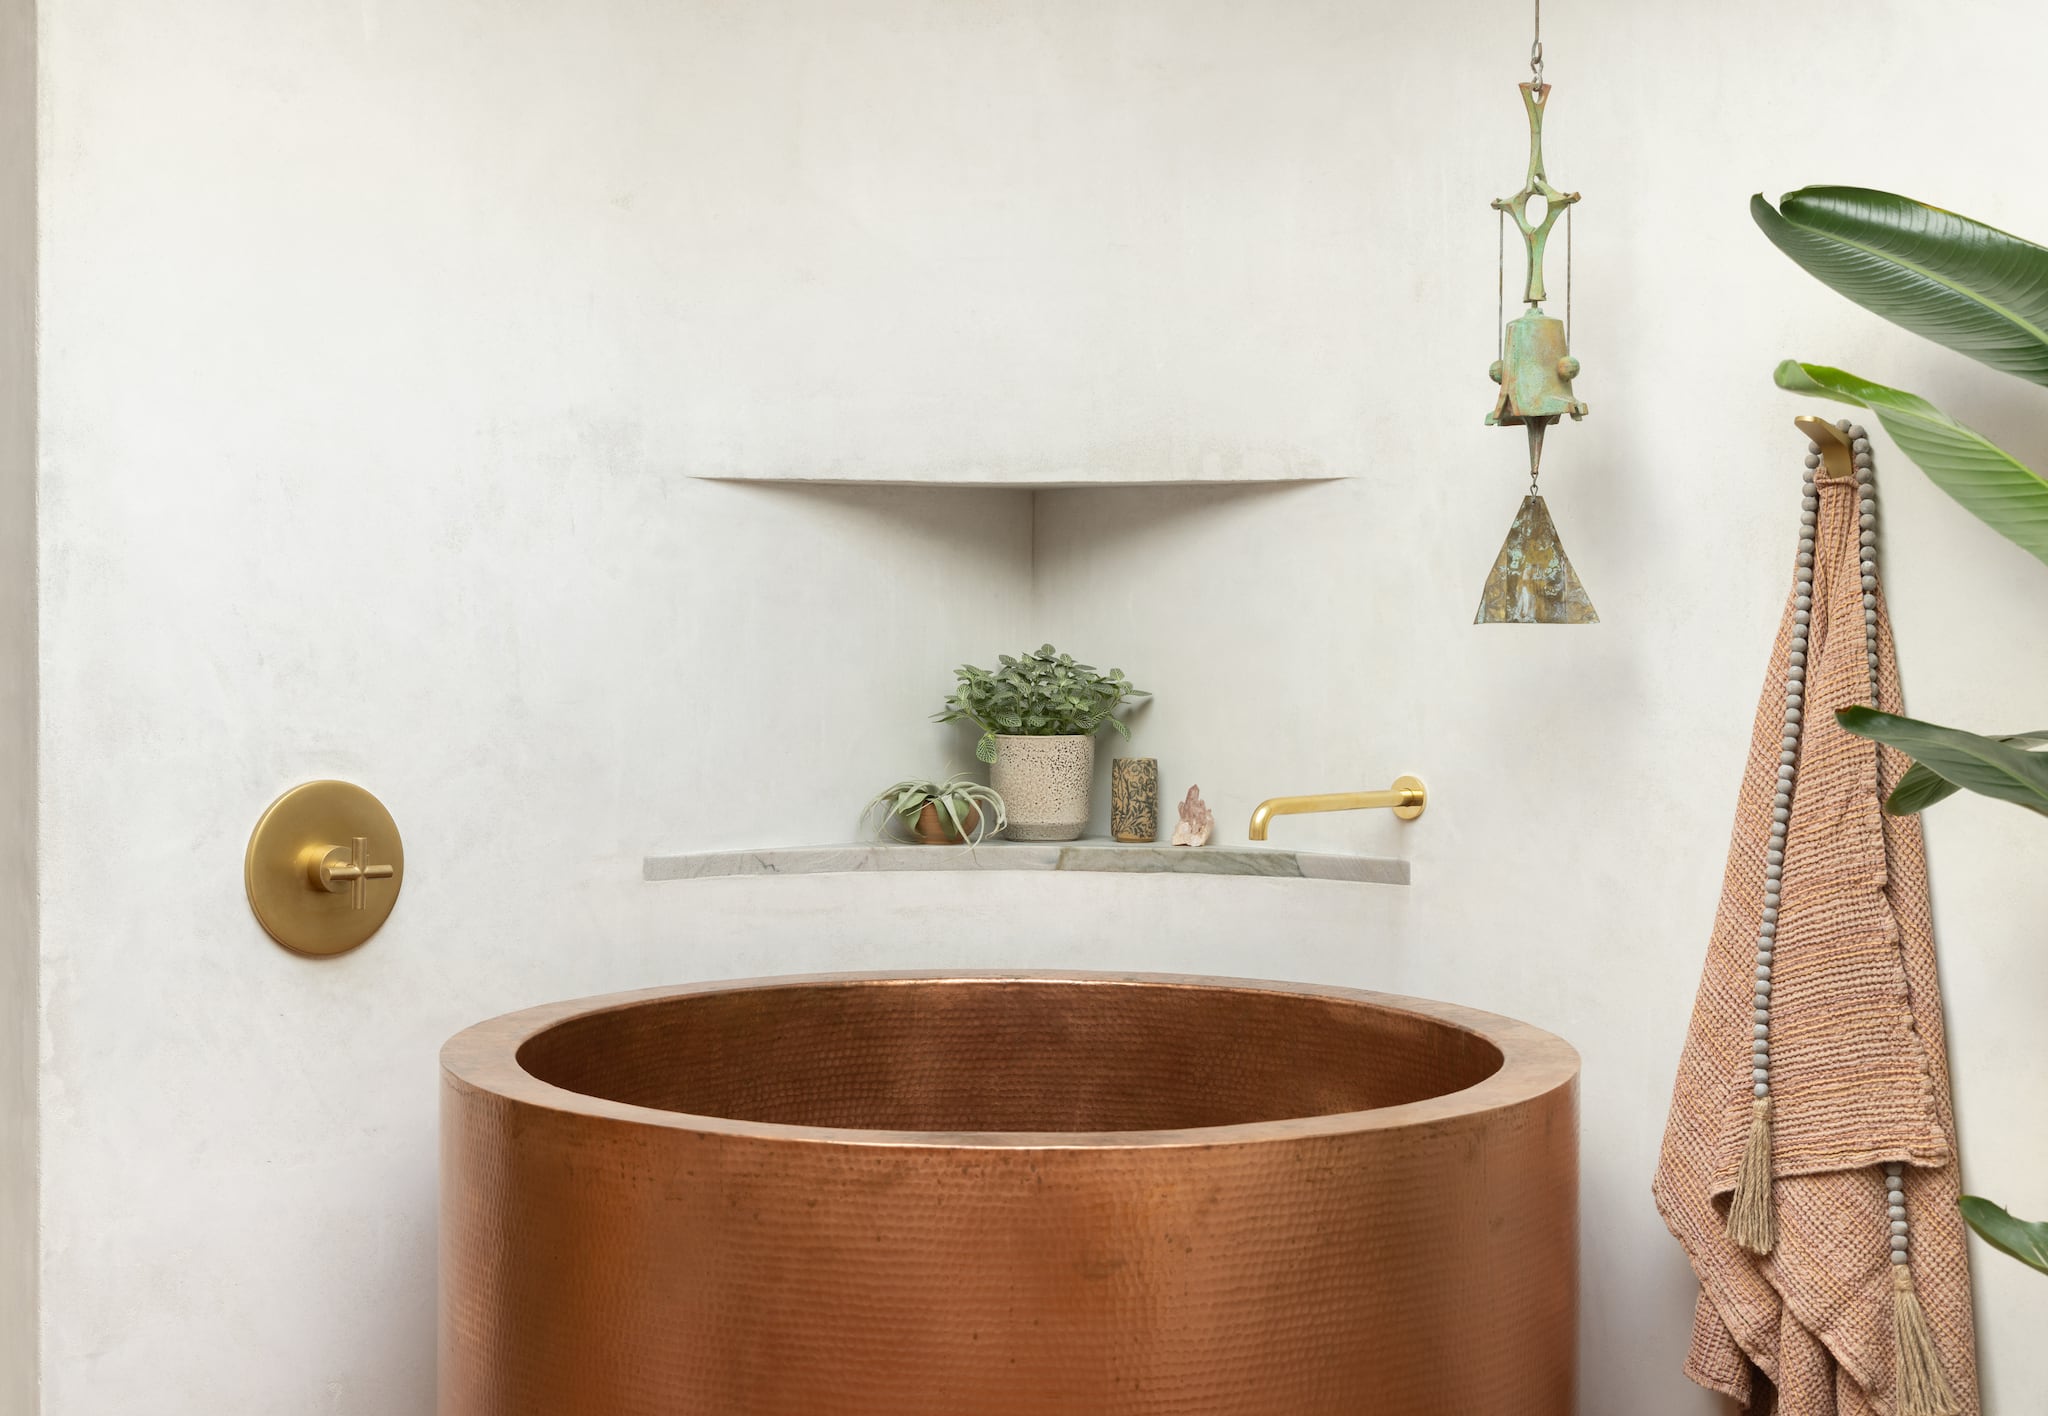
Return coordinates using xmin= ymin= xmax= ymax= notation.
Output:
xmin=990 ymin=734 xmax=1094 ymax=841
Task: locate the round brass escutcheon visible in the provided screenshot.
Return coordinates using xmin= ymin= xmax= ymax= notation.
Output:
xmin=1391 ymin=774 xmax=1428 ymax=821
xmin=244 ymin=781 xmax=405 ymax=957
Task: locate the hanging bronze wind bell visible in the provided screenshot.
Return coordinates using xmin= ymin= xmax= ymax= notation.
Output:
xmin=1476 ymin=1 xmax=1597 ymax=624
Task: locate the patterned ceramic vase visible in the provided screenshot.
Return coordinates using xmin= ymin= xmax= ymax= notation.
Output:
xmin=1110 ymin=758 xmax=1160 ymax=843
xmin=990 ymin=735 xmax=1095 ymax=841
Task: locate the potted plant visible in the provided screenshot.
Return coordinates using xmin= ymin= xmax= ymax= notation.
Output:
xmin=935 ymin=644 xmax=1148 ymax=841
xmin=862 ymin=773 xmax=1007 ymax=846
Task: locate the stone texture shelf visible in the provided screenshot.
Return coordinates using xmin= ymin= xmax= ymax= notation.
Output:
xmin=643 ymin=840 xmax=1408 ymax=885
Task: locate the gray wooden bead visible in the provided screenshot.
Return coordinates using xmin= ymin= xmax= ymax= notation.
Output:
xmin=1755 ymin=1083 xmax=1771 ymax=1098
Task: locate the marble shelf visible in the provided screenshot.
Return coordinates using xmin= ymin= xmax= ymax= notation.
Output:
xmin=643 ymin=839 xmax=1407 ymax=885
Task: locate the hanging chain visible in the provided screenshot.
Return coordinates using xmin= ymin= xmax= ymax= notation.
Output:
xmin=1530 ymin=0 xmax=1543 ymax=85
xmin=1497 ymin=207 xmax=1506 ymax=364
xmin=1565 ymin=202 xmax=1573 ymax=345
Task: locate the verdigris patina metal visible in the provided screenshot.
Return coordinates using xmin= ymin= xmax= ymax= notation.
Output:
xmin=1478 ymin=43 xmax=1597 ymax=625
xmin=1475 ymin=493 xmax=1597 ymax=625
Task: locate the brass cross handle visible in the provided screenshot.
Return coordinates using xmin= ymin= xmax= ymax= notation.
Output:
xmin=310 ymin=835 xmax=396 ymax=909
xmin=246 ymin=781 xmax=406 ymax=956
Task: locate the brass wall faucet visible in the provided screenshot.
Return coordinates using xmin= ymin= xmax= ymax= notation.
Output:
xmin=1248 ymin=776 xmax=1427 ymax=841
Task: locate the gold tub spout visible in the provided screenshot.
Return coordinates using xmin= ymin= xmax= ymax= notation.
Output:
xmin=1248 ymin=776 xmax=1427 ymax=841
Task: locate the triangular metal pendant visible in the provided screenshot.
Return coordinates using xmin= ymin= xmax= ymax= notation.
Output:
xmin=1474 ymin=493 xmax=1599 ymax=624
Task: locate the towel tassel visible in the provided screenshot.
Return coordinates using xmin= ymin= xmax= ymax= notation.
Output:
xmin=1892 ymin=1264 xmax=1959 ymax=1416
xmin=1725 ymin=1096 xmax=1776 ymax=1255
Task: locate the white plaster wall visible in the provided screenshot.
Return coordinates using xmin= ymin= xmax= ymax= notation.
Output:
xmin=0 ymin=0 xmax=34 ymax=1409
xmin=27 ymin=1 xmax=2048 ymax=1415
xmin=1032 ymin=4 xmax=2048 ymax=1411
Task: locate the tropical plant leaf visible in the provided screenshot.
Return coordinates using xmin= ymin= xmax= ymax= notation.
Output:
xmin=1773 ymin=361 xmax=2048 ymax=567
xmin=1838 ymin=707 xmax=2048 ymax=816
xmin=1754 ymin=188 xmax=2048 ymax=385
xmin=1886 ymin=731 xmax=2048 ymax=815
xmin=1959 ymin=1196 xmax=2048 ymax=1275
xmin=1886 ymin=763 xmax=1962 ymax=816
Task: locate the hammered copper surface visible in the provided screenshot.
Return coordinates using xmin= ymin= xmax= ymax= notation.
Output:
xmin=441 ymin=972 xmax=1579 ymax=1416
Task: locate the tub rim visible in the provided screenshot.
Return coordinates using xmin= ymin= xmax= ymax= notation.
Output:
xmin=439 ymin=970 xmax=1579 ymax=1151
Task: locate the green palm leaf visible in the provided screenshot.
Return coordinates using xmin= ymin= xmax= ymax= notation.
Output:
xmin=1754 ymin=188 xmax=2048 ymax=384
xmin=1774 ymin=361 xmax=2048 ymax=567
xmin=1888 ymin=732 xmax=2048 ymax=815
xmin=1959 ymin=1197 xmax=2048 ymax=1275
xmin=1837 ymin=707 xmax=2048 ymax=816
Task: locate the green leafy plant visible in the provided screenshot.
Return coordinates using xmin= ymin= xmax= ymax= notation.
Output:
xmin=936 ymin=645 xmax=1148 ymax=764
xmin=861 ymin=772 xmax=1007 ymax=845
xmin=1757 ymin=184 xmax=2048 ymax=1272
xmin=1958 ymin=1197 xmax=2048 ymax=1276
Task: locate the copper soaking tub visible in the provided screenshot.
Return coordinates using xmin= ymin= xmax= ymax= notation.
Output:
xmin=440 ymin=972 xmax=1578 ymax=1415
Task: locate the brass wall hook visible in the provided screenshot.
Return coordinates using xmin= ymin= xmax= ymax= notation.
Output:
xmin=1794 ymin=414 xmax=1856 ymax=481
xmin=245 ymin=781 xmax=405 ymax=956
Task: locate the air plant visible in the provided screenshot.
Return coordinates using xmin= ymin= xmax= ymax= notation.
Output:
xmin=862 ymin=773 xmax=1007 ymax=846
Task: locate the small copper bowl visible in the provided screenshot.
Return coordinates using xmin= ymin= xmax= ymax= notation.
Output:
xmin=441 ymin=972 xmax=1577 ymax=1415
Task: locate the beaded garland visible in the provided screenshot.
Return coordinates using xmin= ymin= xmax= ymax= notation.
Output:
xmin=1751 ymin=420 xmax=1882 ymax=1106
